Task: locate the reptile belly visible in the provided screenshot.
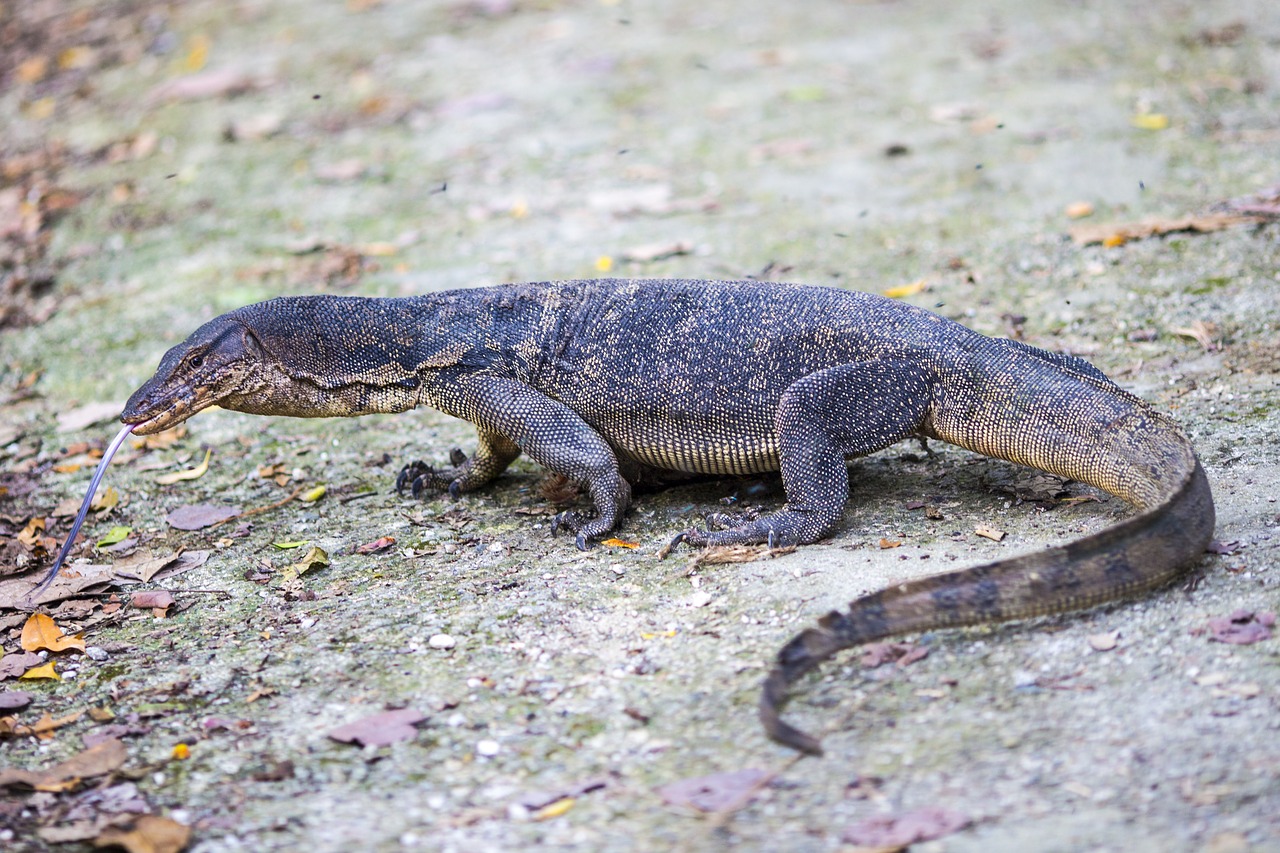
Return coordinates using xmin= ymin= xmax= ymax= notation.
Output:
xmin=615 ymin=433 xmax=780 ymax=476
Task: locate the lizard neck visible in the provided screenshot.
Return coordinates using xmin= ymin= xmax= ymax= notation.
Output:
xmin=219 ymin=292 xmax=537 ymax=420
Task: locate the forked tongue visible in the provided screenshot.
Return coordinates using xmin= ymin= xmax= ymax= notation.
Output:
xmin=26 ymin=423 xmax=135 ymax=604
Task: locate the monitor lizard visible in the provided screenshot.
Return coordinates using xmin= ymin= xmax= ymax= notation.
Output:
xmin=80 ymin=278 xmax=1216 ymax=754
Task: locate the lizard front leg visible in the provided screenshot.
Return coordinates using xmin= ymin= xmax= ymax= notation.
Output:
xmin=397 ymin=430 xmax=522 ymax=499
xmin=430 ymin=376 xmax=632 ymax=549
xmin=672 ymin=360 xmax=934 ymax=549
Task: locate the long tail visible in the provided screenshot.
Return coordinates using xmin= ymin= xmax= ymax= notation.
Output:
xmin=759 ymin=406 xmax=1215 ymax=755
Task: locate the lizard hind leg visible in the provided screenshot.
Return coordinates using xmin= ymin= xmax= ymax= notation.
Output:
xmin=672 ymin=360 xmax=934 ymax=549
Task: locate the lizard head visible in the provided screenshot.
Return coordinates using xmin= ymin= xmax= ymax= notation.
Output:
xmin=122 ymin=310 xmax=273 ymax=435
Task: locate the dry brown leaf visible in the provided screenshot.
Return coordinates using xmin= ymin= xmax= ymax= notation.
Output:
xmin=17 ymin=516 xmax=46 ymax=548
xmin=0 ymin=690 xmax=34 ymax=710
xmin=20 ymin=661 xmax=59 ymax=681
xmin=147 ymin=68 xmax=263 ymax=103
xmin=131 ymin=426 xmax=187 ymax=450
xmin=56 ymin=402 xmax=123 ymax=434
xmin=1068 ymin=213 xmax=1258 ymax=246
xmin=620 ymin=240 xmax=694 ymax=263
xmin=355 ymin=536 xmax=395 ymax=555
xmin=1171 ymin=320 xmax=1218 ymax=351
xmin=21 ymin=613 xmax=86 ymax=653
xmin=843 ymin=807 xmax=971 ymax=847
xmin=129 ymin=591 xmax=175 ymax=616
xmin=655 ymin=768 xmax=769 ymax=813
xmin=974 ymin=524 xmax=1006 ymax=542
xmin=165 ymin=503 xmax=241 ymax=530
xmin=0 ymin=652 xmax=43 ymax=679
xmin=0 ymin=737 xmax=126 ymax=790
xmin=1204 ymin=610 xmax=1274 ymax=645
xmin=327 ymin=708 xmax=426 ymax=747
xmin=93 ymin=814 xmax=191 ymax=853
xmin=3 ymin=561 xmax=116 ymax=609
xmin=31 ymin=710 xmax=83 ymax=738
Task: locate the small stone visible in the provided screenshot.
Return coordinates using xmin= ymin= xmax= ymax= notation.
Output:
xmin=1088 ymin=630 xmax=1120 ymax=651
xmin=85 ymin=646 xmax=109 ymax=661
xmin=428 ymin=634 xmax=456 ymax=650
xmin=687 ymin=591 xmax=713 ymax=608
xmin=476 ymin=738 xmax=500 ymax=757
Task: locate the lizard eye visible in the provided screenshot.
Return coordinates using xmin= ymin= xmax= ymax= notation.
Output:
xmin=189 ymin=354 xmax=204 ymax=368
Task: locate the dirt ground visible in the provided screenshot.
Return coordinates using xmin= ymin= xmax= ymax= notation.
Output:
xmin=2 ymin=0 xmax=1278 ymax=851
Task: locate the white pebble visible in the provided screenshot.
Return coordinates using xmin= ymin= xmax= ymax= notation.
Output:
xmin=428 ymin=634 xmax=456 ymax=650
xmin=476 ymin=739 xmax=500 ymax=757
xmin=85 ymin=646 xmax=109 ymax=661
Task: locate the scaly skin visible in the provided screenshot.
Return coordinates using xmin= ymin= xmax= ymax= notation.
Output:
xmin=121 ymin=279 xmax=1215 ymax=754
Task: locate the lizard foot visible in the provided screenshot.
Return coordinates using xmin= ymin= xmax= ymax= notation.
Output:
xmin=662 ymin=522 xmax=789 ymax=557
xmin=551 ymin=510 xmax=608 ymax=551
xmin=395 ymin=451 xmax=468 ymax=500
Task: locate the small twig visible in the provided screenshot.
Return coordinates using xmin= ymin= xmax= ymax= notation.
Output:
xmin=208 ymin=485 xmax=307 ymax=528
xmin=339 ymin=491 xmax=380 ymax=505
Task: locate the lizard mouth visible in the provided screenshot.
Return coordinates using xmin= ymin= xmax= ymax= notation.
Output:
xmin=121 ymin=394 xmax=204 ymax=435
xmin=122 ymin=403 xmax=185 ymax=436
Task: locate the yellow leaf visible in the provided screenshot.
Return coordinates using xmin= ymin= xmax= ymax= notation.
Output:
xmin=273 ymin=540 xmax=308 ymax=549
xmin=21 ymin=613 xmax=87 ymax=654
xmin=155 ymin=448 xmax=211 ymax=485
xmin=1102 ymin=234 xmax=1127 ymax=248
xmin=17 ymin=517 xmax=45 ymax=547
xmin=1064 ymin=201 xmax=1094 ymax=219
xmin=300 ymin=485 xmax=326 ymax=503
xmin=172 ymin=743 xmax=190 ymax=760
xmin=282 ymin=545 xmax=330 ymax=582
xmin=92 ymin=485 xmax=120 ymax=513
xmin=17 ymin=56 xmax=48 ymax=84
xmin=601 ymin=537 xmax=639 ymax=549
xmin=21 ymin=662 xmax=60 ymax=681
xmin=594 ymin=255 xmax=614 ymax=272
xmin=533 ymin=797 xmax=576 ymax=820
xmin=1131 ymin=113 xmax=1169 ymax=130
xmin=26 ymin=97 xmax=56 ymax=120
xmin=57 ymin=46 xmax=94 ymax=70
xmin=184 ymin=34 xmax=210 ymax=73
xmin=882 ymin=279 xmax=927 ymax=299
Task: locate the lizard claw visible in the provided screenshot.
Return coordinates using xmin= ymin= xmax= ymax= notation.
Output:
xmin=550 ymin=510 xmax=575 ymax=537
xmin=395 ymin=462 xmax=419 ymax=494
xmin=447 ymin=480 xmax=462 ymax=500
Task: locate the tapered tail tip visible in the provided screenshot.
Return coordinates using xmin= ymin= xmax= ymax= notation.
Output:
xmin=759 ymin=668 xmax=824 ymax=756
